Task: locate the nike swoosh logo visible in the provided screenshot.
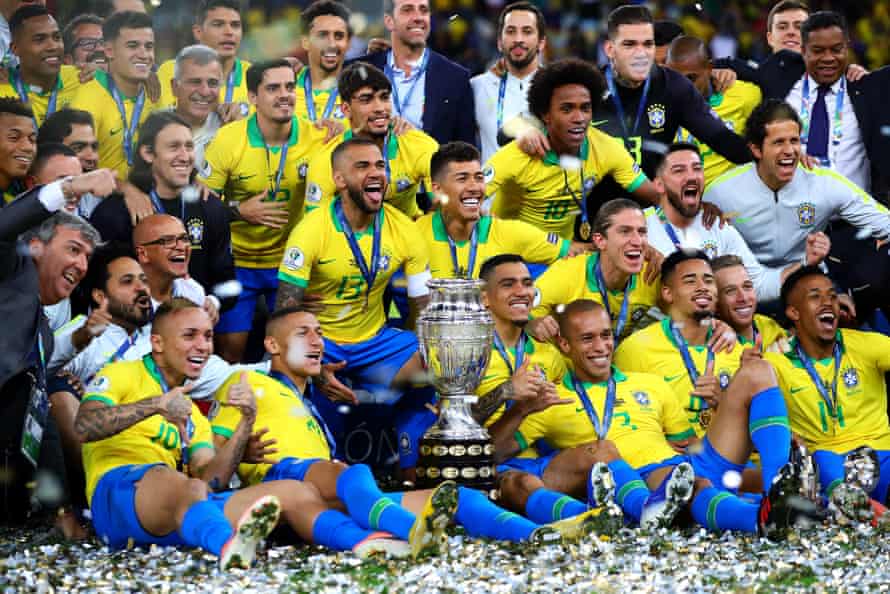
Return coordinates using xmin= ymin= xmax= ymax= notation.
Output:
xmin=236 ymin=174 xmax=256 ymax=181
xmin=109 ymin=127 xmax=122 ymax=136
xmin=789 ymin=386 xmax=808 ymax=394
xmin=318 ymin=258 xmax=336 ymax=265
xmin=575 ymin=407 xmax=586 ymax=414
xmin=591 ymin=119 xmax=609 ymax=127
xmin=665 ymin=374 xmax=684 ymax=382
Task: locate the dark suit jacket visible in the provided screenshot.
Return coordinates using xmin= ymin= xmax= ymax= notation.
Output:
xmin=353 ymin=49 xmax=476 ymax=146
xmin=719 ymin=51 xmax=890 ymax=202
xmin=0 ymin=187 xmax=56 ymax=390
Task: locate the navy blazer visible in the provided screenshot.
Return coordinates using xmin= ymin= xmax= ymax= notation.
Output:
xmin=719 ymin=51 xmax=890 ymax=202
xmin=354 ymin=49 xmax=477 ymax=147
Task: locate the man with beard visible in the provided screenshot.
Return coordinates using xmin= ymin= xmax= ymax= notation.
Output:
xmin=38 ymin=109 xmax=102 ymax=216
xmin=156 ymin=1 xmax=251 ymax=122
xmin=294 ymin=0 xmax=350 ymax=127
xmin=303 ymin=62 xmax=437 ymax=219
xmin=646 ymin=142 xmax=829 ymax=305
xmin=0 ymin=6 xmax=81 ymax=127
xmin=200 ymin=60 xmax=332 ymax=363
xmin=712 ymin=255 xmax=788 ymax=351
xmin=471 ymin=2 xmax=546 ymax=163
xmin=90 ymin=112 xmax=234 ymax=302
xmin=276 ymin=138 xmax=431 ymax=410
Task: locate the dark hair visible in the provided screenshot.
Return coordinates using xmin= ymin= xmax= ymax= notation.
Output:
xmin=780 ymin=265 xmax=828 ymax=309
xmin=556 ymin=298 xmax=607 ymax=337
xmin=338 ymin=61 xmax=391 ymax=103
xmin=62 ymin=14 xmax=104 ymax=57
xmin=0 ymin=97 xmax=34 ymax=120
xmin=710 ymin=254 xmax=745 ymax=274
xmin=30 ymin=143 xmax=78 ymax=177
xmin=479 ymin=253 xmax=525 ymax=282
xmin=129 ymin=111 xmax=191 ymax=191
xmin=527 ymin=58 xmax=606 ymax=121
xmin=654 ymin=20 xmax=683 ymax=46
xmin=666 ymin=34 xmax=709 ymax=64
xmin=152 ymin=297 xmax=204 ymax=334
xmin=246 ymin=59 xmax=294 ymax=94
xmin=9 ymin=4 xmax=51 ymax=38
xmin=656 ymin=141 xmax=701 ymax=176
xmin=103 ymin=10 xmax=153 ymax=43
xmin=39 ymin=109 xmax=95 ymax=144
xmin=82 ymin=242 xmax=137 ymax=305
xmin=497 ymin=1 xmax=546 ymax=39
xmin=266 ymin=305 xmax=316 ymax=335
xmin=196 ymin=0 xmax=240 ymax=25
xmin=801 ymin=11 xmax=847 ymax=46
xmin=430 ymin=141 xmax=480 ymax=182
xmin=302 ymin=0 xmax=352 ymax=36
xmin=767 ymin=1 xmax=809 ymax=32
xmin=744 ymin=99 xmax=801 ymax=148
xmin=331 ymin=137 xmax=379 ymax=171
xmin=660 ymin=248 xmax=710 ymax=284
xmin=592 ymin=198 xmax=643 ymax=237
xmin=607 ymin=4 xmax=653 ymax=39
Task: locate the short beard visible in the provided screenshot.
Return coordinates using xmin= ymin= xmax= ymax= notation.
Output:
xmin=692 ymin=309 xmax=713 ymax=324
xmin=505 ymin=48 xmax=536 ymax=71
xmin=399 ymin=34 xmax=426 ymax=52
xmin=346 ymin=185 xmax=375 ymax=214
xmin=665 ymin=186 xmax=700 ymax=219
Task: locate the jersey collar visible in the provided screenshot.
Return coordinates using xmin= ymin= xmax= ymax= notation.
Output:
xmin=142 ymin=354 xmax=187 ymax=388
xmin=585 ymin=252 xmax=637 ymax=294
xmin=659 ymin=317 xmax=713 ymax=350
xmin=431 ymin=210 xmax=492 ymax=244
xmin=785 ymin=330 xmax=845 ymax=368
xmin=329 ymin=196 xmax=386 ymax=238
xmin=561 ymin=366 xmax=627 ymax=390
xmin=230 ymin=58 xmax=245 ymax=87
xmin=247 ymin=113 xmax=298 ymax=150
xmin=12 ymin=66 xmax=63 ymax=95
xmin=95 ymin=69 xmax=143 ymax=100
xmin=542 ymin=135 xmax=589 ymax=166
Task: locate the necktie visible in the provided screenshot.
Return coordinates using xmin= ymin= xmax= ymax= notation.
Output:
xmin=807 ymin=85 xmax=830 ymax=159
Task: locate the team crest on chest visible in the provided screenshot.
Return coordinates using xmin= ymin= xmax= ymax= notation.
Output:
xmin=378 ymin=253 xmax=392 ymax=272
xmin=843 ymin=367 xmax=859 ymax=389
xmin=647 ymin=104 xmax=666 ymax=130
xmin=395 ymin=177 xmax=412 ymax=193
xmin=632 ymin=391 xmax=650 ymax=406
xmin=701 ymin=240 xmax=718 ymax=260
xmin=483 ymin=165 xmax=494 ymax=183
xmin=186 ymin=217 xmax=204 ymax=245
xmin=797 ymin=202 xmax=816 ymax=226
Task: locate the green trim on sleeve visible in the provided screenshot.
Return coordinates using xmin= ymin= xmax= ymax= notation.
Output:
xmin=558 ymin=239 xmax=571 ymax=258
xmin=81 ymin=395 xmax=115 ymax=406
xmin=514 ymin=431 xmax=529 ymax=451
xmin=211 ymin=426 xmax=234 ymax=438
xmin=625 ymin=171 xmax=648 ymax=193
xmin=188 ymin=441 xmax=214 ymax=456
xmin=666 ymin=429 xmax=697 ymax=441
xmin=277 ymin=271 xmax=309 ymax=288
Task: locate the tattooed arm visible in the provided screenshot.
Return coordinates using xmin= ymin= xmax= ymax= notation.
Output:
xmin=193 ymin=373 xmax=257 ymax=487
xmin=275 ymin=282 xmax=305 ymax=311
xmin=471 ymin=381 xmax=515 ymax=425
xmin=74 ymin=386 xmax=193 ymax=443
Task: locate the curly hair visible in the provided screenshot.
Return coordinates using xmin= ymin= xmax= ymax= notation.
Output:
xmin=526 ymin=58 xmax=606 ymax=121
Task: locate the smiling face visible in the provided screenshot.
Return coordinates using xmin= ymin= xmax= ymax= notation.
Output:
xmin=605 ymin=23 xmax=655 ymax=84
xmin=0 ymin=112 xmax=37 ymax=184
xmin=498 ymin=9 xmax=544 ymax=72
xmin=802 ymin=26 xmax=847 ymax=86
xmin=64 ymin=123 xmax=99 ymax=172
xmin=141 ymin=122 xmax=195 ymax=195
xmin=251 ymin=66 xmax=296 ymax=124
xmin=342 ymin=86 xmax=391 ymax=138
xmin=266 ymin=311 xmax=325 ymax=377
xmin=542 ymin=83 xmax=592 ymax=154
xmin=153 ymin=306 xmax=213 ymax=380
xmin=303 ymin=14 xmax=350 ymax=75
xmin=661 ymin=258 xmax=717 ymax=321
xmin=106 ymin=26 xmax=154 ymax=83
xmin=658 ymin=149 xmax=704 ymax=219
xmin=12 ymin=14 xmax=63 ymax=82
xmin=593 ymin=207 xmax=648 ymax=276
xmin=66 ymin=22 xmax=103 ymax=67
xmin=136 ymin=216 xmax=191 ymax=279
xmin=785 ymin=273 xmax=838 ymax=345
xmin=558 ymin=307 xmax=614 ymax=382
xmin=767 ymin=8 xmax=808 ymax=54
xmin=31 ymin=225 xmax=93 ymax=305
xmin=334 ymin=143 xmax=387 ymax=214
xmin=172 ymin=58 xmax=222 ymax=124
xmin=482 ymin=261 xmax=535 ymax=326
xmin=434 ymin=158 xmax=485 ymax=223
xmin=751 ymin=119 xmax=801 ymax=190
xmin=385 ymin=0 xmax=430 ymax=50
xmin=715 ymin=264 xmax=757 ymax=332
xmin=94 ymin=256 xmax=153 ymax=328
xmin=194 ymin=6 xmax=242 ymax=60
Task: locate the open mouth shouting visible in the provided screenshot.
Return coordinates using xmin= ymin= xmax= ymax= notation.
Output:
xmin=185 ymin=353 xmax=209 ymax=375
xmin=363 ymin=179 xmax=385 ymax=208
xmin=815 ymin=308 xmax=837 ymax=334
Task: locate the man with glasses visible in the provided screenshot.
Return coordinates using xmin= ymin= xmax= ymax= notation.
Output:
xmin=62 ymin=14 xmax=104 ymax=70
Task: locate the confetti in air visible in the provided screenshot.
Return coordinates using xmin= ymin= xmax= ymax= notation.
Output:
xmin=555 ymin=303 xmax=566 ymax=314
xmin=212 ymin=280 xmax=243 ymax=299
xmin=437 ymin=193 xmax=449 ymax=206
xmin=337 ymin=405 xmax=351 ymax=414
xmin=558 ymin=155 xmax=582 ymax=171
xmin=855 ymin=226 xmax=875 ymax=240
xmin=181 ymin=185 xmax=201 ymax=204
xmin=722 ymin=470 xmax=742 ymax=490
xmin=285 ymin=335 xmax=308 ymax=372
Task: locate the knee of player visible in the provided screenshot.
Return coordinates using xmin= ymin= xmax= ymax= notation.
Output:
xmin=498 ymin=470 xmax=543 ymax=499
xmin=692 ymin=476 xmax=713 ymax=493
xmin=182 ymin=478 xmax=210 ymax=504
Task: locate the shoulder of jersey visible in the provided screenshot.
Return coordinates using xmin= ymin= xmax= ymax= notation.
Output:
xmin=618 ymin=319 xmax=662 ymax=347
xmin=414 ymin=211 xmax=435 ymax=229
xmin=621 ymin=369 xmax=670 ymax=389
xmin=215 ymin=116 xmax=250 ymax=139
xmin=59 ymin=64 xmax=81 ymax=85
xmin=489 ymin=138 xmax=528 ymax=162
xmin=156 ymin=59 xmax=175 ymax=74
xmin=727 ymin=79 xmax=762 ymax=100
xmin=586 ymin=125 xmax=624 ymax=146
xmin=401 ymin=128 xmax=439 ymax=150
xmin=706 ymin=161 xmax=755 ymax=192
xmin=383 ymin=201 xmax=416 ymax=225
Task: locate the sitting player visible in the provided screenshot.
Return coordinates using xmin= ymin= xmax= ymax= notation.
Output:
xmin=712 ymin=255 xmax=788 ymax=350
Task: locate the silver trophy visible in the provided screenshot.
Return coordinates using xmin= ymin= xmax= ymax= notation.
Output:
xmin=415 ymin=279 xmax=498 ymax=498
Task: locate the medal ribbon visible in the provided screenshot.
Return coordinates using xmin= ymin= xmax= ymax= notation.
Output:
xmin=571 ymin=372 xmax=617 ymax=441
xmin=84 ymin=332 xmax=138 ymax=385
xmin=108 ymin=77 xmax=145 ymax=166
xmin=12 ymin=68 xmax=58 ymax=127
xmin=303 ymin=70 xmax=339 ymax=122
xmin=800 ymin=76 xmax=845 ymax=153
xmin=656 ymin=207 xmax=683 ymax=248
xmin=446 ymin=220 xmax=479 ymax=278
xmin=268 ymin=370 xmax=337 ymax=455
xmin=496 ymin=71 xmax=508 ymax=130
xmin=795 ymin=340 xmax=842 ymax=418
xmin=385 ymin=49 xmax=430 ymax=118
xmin=594 ymin=257 xmax=631 ymax=339
xmin=334 ymin=198 xmax=382 ymax=308
xmin=149 ymin=189 xmax=186 ymax=221
xmin=265 ymin=138 xmax=290 ymax=200
xmin=605 ymin=65 xmax=651 ymax=141
xmin=225 ymin=63 xmax=236 ymax=104
xmin=670 ymin=322 xmax=715 ymax=410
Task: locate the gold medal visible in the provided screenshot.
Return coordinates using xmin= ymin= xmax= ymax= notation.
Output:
xmin=699 ymin=408 xmax=713 ymax=429
xmin=579 ymin=221 xmax=592 ymax=241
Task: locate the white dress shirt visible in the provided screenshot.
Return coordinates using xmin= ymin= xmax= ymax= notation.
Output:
xmin=386 ymin=48 xmax=428 ymax=130
xmin=471 ymin=68 xmax=535 ymax=163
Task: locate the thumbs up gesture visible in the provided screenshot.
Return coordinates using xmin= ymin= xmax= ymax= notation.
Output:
xmin=227 ymin=372 xmax=258 ymax=423
xmin=71 ymin=298 xmax=113 ymax=351
xmin=741 ymin=332 xmax=764 ymax=366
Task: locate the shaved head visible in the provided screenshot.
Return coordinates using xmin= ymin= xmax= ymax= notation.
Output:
xmin=666 ymin=35 xmax=708 ymax=65
xmin=133 ymin=214 xmax=184 ymax=245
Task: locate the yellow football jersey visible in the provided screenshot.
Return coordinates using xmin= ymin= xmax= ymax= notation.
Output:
xmin=675 ymin=81 xmax=761 ymax=186
xmin=764 ymin=330 xmax=890 ymax=454
xmin=476 ymin=332 xmax=567 ymax=428
xmin=294 ymin=67 xmax=349 ymax=126
xmin=277 ymin=198 xmax=430 ymax=343
xmin=486 ymin=127 xmax=647 ymax=239
xmin=69 ymin=70 xmax=162 ymax=180
xmin=304 ymin=128 xmax=438 ymax=218
xmin=155 ymin=57 xmax=251 ymax=109
xmin=80 ymin=356 xmax=214 ymax=504
xmin=200 ymin=113 xmax=330 ymax=268
xmin=614 ymin=318 xmax=744 ymax=436
xmin=740 ymin=313 xmax=787 ymax=351
xmin=210 ymin=370 xmax=331 ymax=486
xmin=531 ymin=251 xmax=660 ymax=341
xmin=417 ymin=211 xmax=570 ymax=279
xmin=0 ymin=65 xmax=81 ymax=127
xmin=516 ymin=369 xmax=696 ymax=469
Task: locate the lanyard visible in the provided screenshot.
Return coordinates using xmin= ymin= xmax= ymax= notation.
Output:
xmin=333 ymin=198 xmax=382 ymax=306
xmin=656 ymin=207 xmax=682 ymax=248
xmin=383 ymin=131 xmax=393 ymax=184
xmin=605 ymin=65 xmax=651 ymax=141
xmin=795 ymin=340 xmax=842 ymax=417
xmin=446 ymin=220 xmax=479 ymax=278
xmin=492 ymin=330 xmax=526 ymax=377
xmin=751 ymin=319 xmax=760 ymax=348
xmin=385 ymin=49 xmax=430 ymax=117
xmin=11 ymin=68 xmax=58 ymax=127
xmin=224 ymin=62 xmax=237 ymax=104
xmin=800 ymin=76 xmax=845 ymax=149
xmin=152 ymin=357 xmax=195 ymax=465
xmin=268 ymin=370 xmax=337 ymax=455
xmin=571 ymin=373 xmax=617 ymax=441
xmin=149 ymin=190 xmax=186 ymax=221
xmin=563 ymin=165 xmax=590 ymax=232
xmin=34 ymin=330 xmax=46 ymax=388
xmin=594 ymin=258 xmax=631 ymax=339
xmin=496 ymin=71 xmax=508 ymax=131
xmin=84 ymin=332 xmax=138 ymax=385
xmin=302 ymin=70 xmax=339 ymax=122
xmin=265 ymin=138 xmax=290 ymax=200
xmin=670 ymin=322 xmax=714 ymax=405
xmin=108 ymin=77 xmax=145 ymax=167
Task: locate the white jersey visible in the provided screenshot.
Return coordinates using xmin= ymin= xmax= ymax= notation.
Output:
xmin=645 ymin=207 xmax=786 ymax=303
xmin=471 ymin=69 xmax=534 ymax=163
xmin=704 ymin=163 xmax=890 ymax=269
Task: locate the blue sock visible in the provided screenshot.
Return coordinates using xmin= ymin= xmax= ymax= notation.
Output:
xmin=455 ymin=486 xmax=537 ymax=542
xmin=608 ymin=459 xmax=649 ymax=523
xmin=749 ymin=386 xmax=791 ymax=489
xmin=525 ymin=488 xmax=587 ymax=523
xmin=178 ymin=499 xmax=232 ymax=556
xmin=690 ymin=486 xmax=758 ymax=533
xmin=312 ymin=509 xmax=378 ymax=551
xmin=335 ymin=464 xmax=415 ymax=540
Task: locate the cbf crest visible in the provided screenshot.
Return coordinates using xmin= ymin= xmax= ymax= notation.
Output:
xmin=797 ymin=202 xmax=816 ymax=226
xmin=718 ymin=370 xmax=732 ymax=390
xmin=632 ymin=391 xmax=650 ymax=406
xmin=395 ymin=177 xmax=412 ymax=193
xmin=843 ymin=367 xmax=860 ymax=389
xmin=701 ymin=240 xmax=718 ymax=260
xmin=647 ymin=104 xmax=666 ymax=130
xmin=186 ymin=217 xmax=204 ymax=245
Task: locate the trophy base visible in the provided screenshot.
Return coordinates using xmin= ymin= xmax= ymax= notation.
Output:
xmin=416 ymin=435 xmax=498 ymax=500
